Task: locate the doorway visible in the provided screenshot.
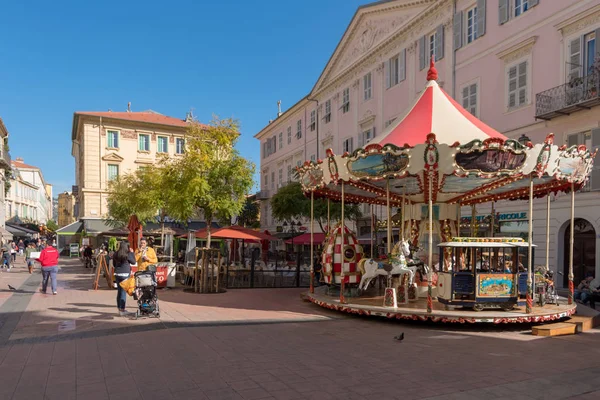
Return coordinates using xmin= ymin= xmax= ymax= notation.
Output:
xmin=563 ymin=218 xmax=596 ymax=286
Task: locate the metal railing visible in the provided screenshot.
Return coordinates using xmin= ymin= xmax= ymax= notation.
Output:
xmin=536 ymin=73 xmax=600 ymax=119
xmin=0 ymin=149 xmax=10 ymax=167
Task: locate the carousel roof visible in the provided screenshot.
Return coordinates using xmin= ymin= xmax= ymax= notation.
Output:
xmin=295 ymin=59 xmax=597 ymax=208
xmin=374 ymin=58 xmax=507 ymax=147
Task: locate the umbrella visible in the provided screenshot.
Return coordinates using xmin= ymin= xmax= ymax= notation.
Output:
xmin=127 ymin=215 xmax=142 ymax=252
xmin=185 ymin=230 xmax=196 ymax=266
xmin=211 ymin=226 xmax=278 ymax=241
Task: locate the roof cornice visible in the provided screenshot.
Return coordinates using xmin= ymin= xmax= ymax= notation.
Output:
xmin=254 ymin=96 xmax=310 ymax=139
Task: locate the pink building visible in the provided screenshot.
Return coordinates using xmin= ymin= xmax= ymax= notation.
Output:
xmin=255 ymin=0 xmax=600 ymax=286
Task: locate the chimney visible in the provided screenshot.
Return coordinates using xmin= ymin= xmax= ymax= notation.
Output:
xmin=277 ymin=100 xmax=282 ymax=117
xmin=15 ymin=157 xmax=23 ymax=162
xmin=127 ymin=102 xmax=131 ymax=112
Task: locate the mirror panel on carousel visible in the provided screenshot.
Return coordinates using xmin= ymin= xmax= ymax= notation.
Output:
xmin=455 ymin=149 xmax=526 ymax=173
xmin=347 ymin=152 xmax=409 ymax=178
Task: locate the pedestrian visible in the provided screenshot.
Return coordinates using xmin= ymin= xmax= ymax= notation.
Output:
xmin=18 ymin=239 xmax=24 ymax=256
xmin=25 ymin=242 xmax=36 ymax=274
xmin=113 ymin=240 xmax=136 ymax=316
xmin=37 ymin=241 xmax=60 ymax=295
xmin=10 ymin=242 xmax=17 ymax=262
xmin=1 ymin=241 xmax=11 ymax=271
xmin=135 ymin=238 xmax=157 ymax=272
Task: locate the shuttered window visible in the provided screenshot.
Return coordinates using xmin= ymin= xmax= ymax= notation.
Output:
xmin=569 ymin=37 xmax=582 ymax=80
xmin=296 ymin=120 xmax=302 ymax=139
xmin=466 ymin=7 xmax=478 ymax=44
xmin=287 ymin=126 xmax=292 ymax=144
xmin=508 ymin=61 xmax=528 ymax=109
xmin=462 ymin=83 xmax=478 ymax=116
xmin=342 ymin=88 xmax=350 ymax=113
xmin=387 ymin=51 xmax=404 ymax=88
xmin=363 ymin=72 xmax=372 ymax=101
xmin=324 ymin=100 xmax=331 ymax=123
xmin=343 ymin=138 xmax=354 ymax=153
xmin=279 ymin=132 xmax=283 ymax=149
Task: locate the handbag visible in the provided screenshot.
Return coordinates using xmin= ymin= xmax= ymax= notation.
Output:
xmin=119 ymin=276 xmax=136 ymax=296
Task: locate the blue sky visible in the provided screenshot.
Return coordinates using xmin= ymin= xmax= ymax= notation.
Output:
xmin=0 ymin=0 xmax=366 ymax=195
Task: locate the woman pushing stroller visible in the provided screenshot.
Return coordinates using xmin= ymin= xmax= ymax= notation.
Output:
xmin=113 ymin=241 xmax=136 ymax=316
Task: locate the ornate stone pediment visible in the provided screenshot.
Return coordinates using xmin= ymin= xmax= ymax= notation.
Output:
xmin=313 ymin=1 xmax=431 ymax=92
xmin=102 ymin=152 xmax=124 ymax=162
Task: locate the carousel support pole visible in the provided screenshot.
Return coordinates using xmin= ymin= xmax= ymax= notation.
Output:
xmin=340 ymin=182 xmax=346 ymax=304
xmin=456 ymin=202 xmax=461 ymax=238
xmin=569 ymin=182 xmax=575 ymax=304
xmin=491 ymin=201 xmax=495 ymax=238
xmin=386 ymin=178 xmax=392 ymax=288
xmin=526 ymin=175 xmax=534 ymax=313
xmin=370 ymin=204 xmax=374 ymax=259
xmin=470 ymin=204 xmax=476 ymax=237
xmin=310 ymin=190 xmax=315 ymax=294
xmin=427 ymin=173 xmax=433 ymax=314
xmin=401 ymin=186 xmax=406 ymax=241
xmin=545 ymin=195 xmax=551 ymax=273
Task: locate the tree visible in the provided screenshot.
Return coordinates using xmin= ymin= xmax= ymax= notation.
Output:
xmin=46 ymin=220 xmax=59 ymax=232
xmin=270 ymin=182 xmax=362 ymax=232
xmin=106 ymin=168 xmax=162 ymax=227
xmin=236 ymin=196 xmax=260 ymax=228
xmin=163 ymin=117 xmax=255 ymax=247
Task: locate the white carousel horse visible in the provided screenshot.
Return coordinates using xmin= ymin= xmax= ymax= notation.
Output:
xmin=398 ymin=239 xmax=430 ymax=279
xmin=357 ymin=253 xmax=414 ymax=291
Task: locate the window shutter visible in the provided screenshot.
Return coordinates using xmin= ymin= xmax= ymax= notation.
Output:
xmin=385 ymin=59 xmax=391 ymax=88
xmin=569 ymin=37 xmax=582 ymax=79
xmin=567 ymin=134 xmax=579 ymax=148
xmin=499 ymin=0 xmax=509 ymax=25
xmin=462 ymin=86 xmax=470 ymax=108
xmin=518 ymin=61 xmax=527 ymax=105
xmin=358 ymin=132 xmax=364 ymax=148
xmin=436 ymin=25 xmax=445 ymax=60
xmin=400 ymin=49 xmax=406 ymax=81
xmin=529 ymin=0 xmax=539 ymax=7
xmin=453 ymin=11 xmax=463 ymax=50
xmin=508 ymin=65 xmax=517 ymax=108
xmin=273 ymin=135 xmax=276 ymax=153
xmin=477 ymin=0 xmax=486 ymax=37
xmin=591 ymin=128 xmax=600 ymax=190
xmin=372 ymin=126 xmax=376 ymax=138
xmin=419 ymin=36 xmax=426 ymax=70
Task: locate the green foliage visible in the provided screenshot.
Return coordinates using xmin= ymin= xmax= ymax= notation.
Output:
xmin=46 ymin=220 xmax=59 ymax=232
xmin=236 ymin=196 xmax=260 ymax=228
xmin=108 ymin=237 xmax=118 ymax=251
xmin=270 ymin=182 xmax=362 ymax=232
xmin=163 ymin=117 xmax=255 ymax=246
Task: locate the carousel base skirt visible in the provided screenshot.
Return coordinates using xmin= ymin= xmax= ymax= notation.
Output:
xmin=305 ymin=286 xmax=576 ymax=324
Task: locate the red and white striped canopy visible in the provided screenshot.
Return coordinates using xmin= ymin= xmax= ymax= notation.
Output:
xmin=373 ymin=61 xmax=507 ymax=147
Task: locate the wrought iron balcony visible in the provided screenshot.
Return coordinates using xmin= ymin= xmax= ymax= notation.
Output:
xmin=536 ymin=73 xmax=600 ymax=120
xmin=0 ymin=149 xmax=10 ymax=168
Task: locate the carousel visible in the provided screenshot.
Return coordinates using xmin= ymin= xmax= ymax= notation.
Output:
xmin=298 ymin=58 xmax=597 ymax=324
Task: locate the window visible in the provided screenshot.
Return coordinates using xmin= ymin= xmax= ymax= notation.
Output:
xmin=324 ymin=100 xmax=331 ymax=123
xmin=342 ymin=138 xmax=354 ymax=153
xmin=296 ymin=120 xmax=302 ymax=139
xmin=287 ymin=127 xmax=292 ymax=144
xmin=279 ymin=132 xmax=283 ymax=149
xmin=387 ymin=55 xmax=399 ymax=88
xmin=157 ymin=136 xmax=168 ymax=153
xmin=363 ymin=72 xmax=372 ymax=100
xmin=342 ymin=88 xmax=350 ymax=113
xmin=108 ymin=164 xmax=119 ymax=181
xmin=358 ymin=128 xmax=376 ymax=147
xmin=421 ymin=26 xmax=444 ymax=68
xmin=310 ymin=110 xmax=316 ymax=131
xmin=107 ymin=130 xmax=119 ymax=148
xmin=297 ymin=160 xmax=302 ymax=168
xmin=278 ymin=169 xmax=283 ymax=185
xmin=310 ymin=154 xmax=316 ymax=162
xmin=385 ymin=118 xmax=397 ymax=128
xmin=271 ymin=172 xmax=275 ymax=189
xmin=462 ymin=83 xmax=478 ymax=116
xmin=265 ymin=173 xmax=269 ymax=188
xmin=287 ymin=165 xmax=292 ymax=182
xmin=514 ymin=0 xmax=529 ymax=17
xmin=429 ymin=32 xmax=437 ymax=60
xmin=271 ymin=135 xmax=277 ymax=154
xmin=176 ymin=138 xmax=185 ymax=154
xmin=507 ymin=60 xmax=528 ymax=109
xmin=138 ymin=134 xmax=150 ymax=151
xmin=466 ymin=6 xmax=478 ymax=44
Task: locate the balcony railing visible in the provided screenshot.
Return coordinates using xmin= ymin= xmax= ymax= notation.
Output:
xmin=0 ymin=149 xmax=10 ymax=167
xmin=536 ymin=73 xmax=600 ymax=120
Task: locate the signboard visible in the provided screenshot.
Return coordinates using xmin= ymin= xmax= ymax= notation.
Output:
xmin=30 ymin=251 xmax=41 ymax=260
xmin=462 ymin=212 xmax=528 ymax=222
xmin=69 ymin=243 xmax=79 ymax=257
xmin=477 ymin=274 xmax=515 ymax=297
xmin=82 ymin=238 xmax=90 ymax=246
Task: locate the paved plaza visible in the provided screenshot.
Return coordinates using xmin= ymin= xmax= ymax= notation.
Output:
xmin=0 ymin=257 xmax=598 ymax=400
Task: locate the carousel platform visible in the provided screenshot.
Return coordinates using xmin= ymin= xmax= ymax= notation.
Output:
xmin=304 ymin=286 xmax=576 ymax=324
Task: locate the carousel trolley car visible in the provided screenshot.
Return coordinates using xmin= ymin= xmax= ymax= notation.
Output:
xmin=436 ymin=237 xmax=532 ymax=311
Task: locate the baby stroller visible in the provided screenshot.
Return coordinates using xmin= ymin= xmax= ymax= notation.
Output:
xmin=133 ymin=266 xmax=160 ymax=319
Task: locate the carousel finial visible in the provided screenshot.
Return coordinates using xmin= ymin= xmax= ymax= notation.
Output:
xmin=427 ymin=55 xmax=438 ymax=81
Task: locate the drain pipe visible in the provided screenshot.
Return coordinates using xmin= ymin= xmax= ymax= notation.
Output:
xmin=452 ymin=0 xmax=457 ymax=98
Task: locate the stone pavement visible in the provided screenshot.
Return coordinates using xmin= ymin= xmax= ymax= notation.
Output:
xmin=0 ymin=256 xmax=598 ymax=399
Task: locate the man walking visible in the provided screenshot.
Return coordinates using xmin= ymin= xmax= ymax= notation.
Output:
xmin=37 ymin=242 xmax=60 ymax=295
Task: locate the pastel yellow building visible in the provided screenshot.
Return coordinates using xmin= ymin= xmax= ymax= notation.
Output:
xmin=71 ymin=109 xmax=191 ymax=221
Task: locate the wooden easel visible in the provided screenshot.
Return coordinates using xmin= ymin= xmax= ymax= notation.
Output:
xmin=93 ymin=253 xmax=114 ymax=290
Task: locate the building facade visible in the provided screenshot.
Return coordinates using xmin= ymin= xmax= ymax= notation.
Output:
xmin=0 ymin=118 xmax=10 ymax=232
xmin=255 ymin=0 xmax=600 ymax=286
xmin=71 ymin=109 xmax=191 ymax=222
xmin=57 ymin=192 xmax=76 ymax=228
xmin=6 ymin=157 xmax=53 ymax=224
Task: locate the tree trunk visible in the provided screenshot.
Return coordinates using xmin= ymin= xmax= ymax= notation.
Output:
xmin=206 ymin=216 xmax=212 ymax=249
xmin=160 ymin=211 xmax=165 ymax=253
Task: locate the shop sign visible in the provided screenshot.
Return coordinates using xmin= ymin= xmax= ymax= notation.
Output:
xmin=462 ymin=212 xmax=528 ymax=222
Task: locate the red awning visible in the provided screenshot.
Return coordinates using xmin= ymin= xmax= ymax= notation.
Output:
xmin=285 ymin=232 xmax=326 ymax=245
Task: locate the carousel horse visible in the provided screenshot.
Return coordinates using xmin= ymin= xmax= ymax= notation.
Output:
xmin=357 ymin=253 xmax=414 ymax=291
xmin=399 ymin=239 xmax=430 ymax=280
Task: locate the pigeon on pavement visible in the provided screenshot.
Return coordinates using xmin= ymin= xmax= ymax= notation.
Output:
xmin=8 ymin=285 xmax=16 ymax=291
xmin=394 ymin=332 xmax=404 ymax=341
